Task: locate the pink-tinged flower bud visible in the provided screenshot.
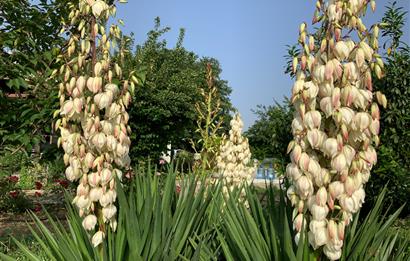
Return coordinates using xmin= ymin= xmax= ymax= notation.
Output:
xmin=341 ymin=85 xmax=356 ymax=107
xmin=327 ymin=220 xmax=338 ymax=240
xmin=305 ymin=81 xmax=319 ymax=99
xmin=85 ymin=152 xmax=95 ymax=168
xmin=364 ymin=146 xmax=377 ymax=166
xmin=291 ymin=144 xmax=302 ymax=163
xmin=371 ymin=103 xmax=380 ymax=120
xmin=304 ymin=111 xmax=321 ymax=129
xmin=75 ymin=195 xmax=91 ymax=210
xmin=325 ymin=61 xmax=334 ymax=81
xmin=93 ymin=133 xmax=106 ymax=150
xmin=308 ymin=159 xmax=321 ymax=176
xmin=342 ymin=145 xmax=356 ymax=165
xmin=332 ymin=59 xmax=343 ymax=79
xmin=331 ymin=87 xmax=341 ymax=109
xmin=318 ymin=82 xmax=332 ymax=97
xmin=76 ymin=76 xmax=86 ymax=92
xmin=298 ymin=153 xmax=310 ymax=171
xmin=334 ymin=41 xmax=349 ymax=60
xmin=328 ymin=194 xmax=335 ymax=210
xmin=296 ymin=175 xmax=313 ymax=199
xmin=339 ymin=194 xmax=356 ymax=213
xmin=322 ymin=138 xmax=338 ymax=158
xmin=313 ymin=64 xmax=326 ymax=82
xmin=293 ymin=213 xmax=305 ymax=232
xmin=292 ymin=116 xmax=304 ymax=135
xmin=320 ymin=97 xmax=333 ymax=117
xmin=100 ymin=191 xmax=114 ymax=207
xmin=102 ymin=204 xmax=117 ymax=221
xmin=329 ymin=181 xmax=344 ymax=199
xmin=327 ymin=4 xmax=340 ymax=22
xmin=101 ymin=168 xmax=112 ymax=185
xmin=62 ymin=100 xmax=74 ymax=116
xmin=316 ymin=187 xmax=328 ymax=206
xmin=314 ymin=168 xmax=330 ymax=187
xmin=286 ymin=163 xmax=302 ymax=181
xmin=331 ymin=153 xmax=347 ymax=172
xmin=344 ymin=176 xmax=355 ymax=196
xmin=307 ymin=129 xmax=324 ymax=149
xmin=337 ymin=222 xmax=345 ymax=240
xmin=300 ymin=55 xmax=307 ymax=71
xmin=374 ymin=91 xmax=386 ymax=108
xmin=77 ymin=183 xmax=89 ymax=196
xmin=89 ymin=187 xmax=103 ymax=202
xmin=359 ymin=41 xmax=374 ymax=61
xmin=355 ymin=48 xmax=365 ymax=68
xmin=88 ymin=172 xmax=100 ymax=187
xmin=339 ymin=107 xmax=355 ymax=125
xmin=82 ymin=214 xmax=97 ymax=231
xmin=73 ymin=98 xmax=83 ymax=114
xmin=370 ymin=119 xmax=380 ymax=135
xmin=354 ymin=112 xmax=371 ymax=131
xmin=309 ymin=35 xmax=315 ymax=51
xmin=92 ymin=231 xmax=105 ymax=247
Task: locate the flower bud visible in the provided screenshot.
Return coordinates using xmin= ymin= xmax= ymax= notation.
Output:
xmin=92 ymin=230 xmax=105 ymax=247
xmin=286 ymin=163 xmax=302 ymax=181
xmin=329 ymin=181 xmax=344 ymax=199
xmin=296 ymin=175 xmax=313 ymax=199
xmin=310 ymin=203 xmax=329 ymax=220
xmin=322 ymin=138 xmax=338 ymax=158
xmin=331 ymin=153 xmax=347 ymax=172
xmin=102 ymin=204 xmax=117 ymax=221
xmin=316 ymin=187 xmax=327 ymax=206
xmin=298 ymin=152 xmax=310 ymax=171
xmin=82 ymin=214 xmax=97 ymax=231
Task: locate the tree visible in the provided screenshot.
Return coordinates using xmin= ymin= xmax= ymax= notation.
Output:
xmin=120 ymin=18 xmax=233 ymax=162
xmin=364 ymin=1 xmax=410 ymax=217
xmin=245 ymin=99 xmax=293 ymax=172
xmin=0 ymin=0 xmax=68 ymax=151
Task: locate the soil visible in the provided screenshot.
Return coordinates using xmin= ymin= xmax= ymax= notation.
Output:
xmin=0 ymin=190 xmax=67 ymax=239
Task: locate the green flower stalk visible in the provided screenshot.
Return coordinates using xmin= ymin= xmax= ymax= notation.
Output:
xmin=53 ymin=0 xmax=137 ymax=246
xmin=286 ymin=0 xmax=386 ymax=259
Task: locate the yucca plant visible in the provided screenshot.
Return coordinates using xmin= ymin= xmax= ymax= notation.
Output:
xmin=217 ymin=183 xmax=409 ymax=261
xmin=0 ymin=165 xmax=225 ymax=260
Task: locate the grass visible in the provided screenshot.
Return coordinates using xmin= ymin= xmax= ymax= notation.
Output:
xmin=0 ymin=235 xmax=47 ymax=260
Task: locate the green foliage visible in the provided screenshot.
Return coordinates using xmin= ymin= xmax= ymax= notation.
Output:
xmin=245 ymin=99 xmax=294 ymax=172
xmin=218 ymin=185 xmax=409 ymax=261
xmin=0 ymin=0 xmax=67 ymax=151
xmin=364 ymin=2 xmax=410 ymax=217
xmin=119 ymin=18 xmax=233 ymax=162
xmin=0 ymin=166 xmax=225 ymax=260
xmin=2 ymin=164 xmax=407 ymax=260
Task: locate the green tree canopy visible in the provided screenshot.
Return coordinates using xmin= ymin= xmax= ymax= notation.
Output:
xmin=245 ymin=99 xmax=293 ymax=171
xmin=0 ymin=0 xmax=68 ymax=151
xmin=120 ymin=18 xmax=233 ymax=161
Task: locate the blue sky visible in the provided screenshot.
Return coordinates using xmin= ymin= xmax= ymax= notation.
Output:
xmin=115 ymin=0 xmax=409 ymax=129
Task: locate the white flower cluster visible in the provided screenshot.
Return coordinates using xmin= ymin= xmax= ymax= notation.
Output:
xmin=55 ymin=0 xmax=134 ymax=247
xmin=287 ymin=0 xmax=385 ymax=260
xmin=216 ymin=113 xmax=255 ymax=187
